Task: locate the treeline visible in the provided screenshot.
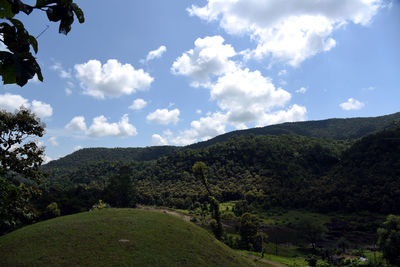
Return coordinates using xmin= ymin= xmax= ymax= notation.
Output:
xmin=41 ymin=122 xmax=400 ymax=217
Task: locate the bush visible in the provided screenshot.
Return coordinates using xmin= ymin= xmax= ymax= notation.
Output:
xmin=90 ymin=200 xmax=110 ymax=211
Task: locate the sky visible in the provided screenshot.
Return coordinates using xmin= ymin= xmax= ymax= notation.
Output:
xmin=0 ymin=0 xmax=399 ymax=162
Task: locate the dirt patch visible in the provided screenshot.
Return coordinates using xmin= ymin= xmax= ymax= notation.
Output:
xmin=137 ymin=205 xmax=192 ymax=222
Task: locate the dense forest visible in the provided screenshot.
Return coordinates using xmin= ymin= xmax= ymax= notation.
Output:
xmin=40 ymin=114 xmax=400 ymax=217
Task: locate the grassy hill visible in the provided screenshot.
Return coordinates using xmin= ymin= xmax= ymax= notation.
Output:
xmin=0 ymin=208 xmax=266 ymax=266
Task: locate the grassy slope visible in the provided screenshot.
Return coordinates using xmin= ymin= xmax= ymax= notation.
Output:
xmin=0 ymin=209 xmax=269 ymax=267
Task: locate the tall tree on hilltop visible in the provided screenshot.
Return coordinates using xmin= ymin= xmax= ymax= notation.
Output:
xmin=192 ymin=161 xmax=223 ymax=240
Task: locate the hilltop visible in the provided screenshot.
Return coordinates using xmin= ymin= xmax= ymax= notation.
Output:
xmin=0 ymin=209 xmax=266 ymax=266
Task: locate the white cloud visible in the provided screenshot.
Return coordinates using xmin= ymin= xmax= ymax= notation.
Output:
xmin=66 ymin=114 xmax=137 ymax=137
xmin=155 ymin=112 xmax=227 ymax=146
xmin=31 ymin=100 xmax=53 ymax=118
xmin=196 ymin=109 xmax=202 ymax=114
xmin=129 ymin=98 xmax=147 ymax=110
xmin=146 ymin=108 xmax=180 ymax=125
xmin=51 ymin=62 xmax=71 ymax=79
xmin=296 ymin=87 xmax=307 ymax=94
xmin=87 ymin=114 xmax=137 ymax=137
xmin=340 ymin=98 xmax=365 ymax=110
xmin=171 ymin=36 xmax=236 ymax=86
xmin=75 ymin=59 xmax=154 ymax=99
xmin=211 ymin=68 xmax=292 ymax=126
xmin=188 ymin=0 xmax=383 ymax=66
xmin=0 ymin=93 xmax=53 ymax=119
xmin=257 ymin=104 xmax=307 ymax=126
xmin=142 ymin=45 xmax=167 ymax=63
xmin=65 ymin=116 xmax=87 ymax=132
xmin=0 ymin=93 xmax=30 ymax=111
xmin=73 ymin=145 xmax=83 ymax=152
xmin=48 ymin=137 xmax=59 ymax=146
xmin=152 ymin=134 xmax=169 ymax=146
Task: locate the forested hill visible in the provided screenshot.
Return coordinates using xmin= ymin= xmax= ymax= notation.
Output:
xmin=44 ymin=112 xmax=400 ymax=170
xmin=41 ymin=120 xmax=400 ymax=215
xmin=44 ymin=146 xmax=179 ymax=169
xmin=188 ymin=112 xmax=400 ymax=149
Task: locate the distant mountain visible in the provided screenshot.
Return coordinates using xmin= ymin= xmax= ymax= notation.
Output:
xmin=45 ymin=112 xmax=400 ymax=170
xmin=44 ymin=146 xmax=179 ymax=169
xmin=188 ymin=112 xmax=400 ymax=149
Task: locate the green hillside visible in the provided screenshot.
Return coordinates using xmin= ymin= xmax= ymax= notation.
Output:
xmin=0 ymin=208 xmax=265 ymax=266
xmin=44 ymin=146 xmax=179 ymax=169
xmin=188 ymin=112 xmax=400 ymax=149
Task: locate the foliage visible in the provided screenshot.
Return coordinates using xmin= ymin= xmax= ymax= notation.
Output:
xmin=239 ymin=212 xmax=260 ymax=250
xmin=0 ymin=176 xmax=41 ymax=234
xmin=44 ymin=202 xmax=60 ymax=218
xmin=305 ymin=255 xmax=318 ymax=266
xmin=192 ymin=161 xmax=223 ymax=240
xmin=0 ymin=0 xmax=84 ymax=86
xmin=41 ymin=116 xmax=400 ymax=220
xmin=90 ymin=200 xmax=110 ymax=211
xmin=295 ymin=217 xmax=327 ymax=250
xmin=377 ymin=214 xmax=400 ymax=266
xmin=104 ymin=166 xmax=136 ymax=208
xmin=0 ymin=108 xmax=45 ymax=234
xmin=0 ymin=108 xmax=45 ymax=181
xmin=188 ymin=112 xmax=400 ymax=149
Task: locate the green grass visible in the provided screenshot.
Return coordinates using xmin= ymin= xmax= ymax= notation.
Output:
xmin=0 ymin=208 xmax=264 ymax=266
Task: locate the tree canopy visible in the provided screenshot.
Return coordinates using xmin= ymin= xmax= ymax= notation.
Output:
xmin=0 ymin=108 xmax=46 ymax=234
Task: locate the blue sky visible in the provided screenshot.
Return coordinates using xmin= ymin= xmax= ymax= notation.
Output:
xmin=1 ymin=0 xmax=399 ymax=161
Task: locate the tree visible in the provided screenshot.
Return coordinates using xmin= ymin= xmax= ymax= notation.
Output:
xmin=104 ymin=166 xmax=136 ymax=208
xmin=0 ymin=0 xmax=84 ymax=86
xmin=0 ymin=108 xmax=45 ymax=234
xmin=377 ymin=215 xmax=400 ymax=266
xmin=295 ymin=217 xmax=327 ymax=251
xmin=192 ymin=161 xmax=223 ymax=240
xmin=239 ymin=212 xmax=260 ymax=250
xmin=0 ymin=108 xmax=45 ymax=181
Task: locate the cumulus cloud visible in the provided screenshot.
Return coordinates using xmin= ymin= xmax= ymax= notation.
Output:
xmin=152 ymin=134 xmax=169 ymax=146
xmin=65 ymin=114 xmax=137 ymax=137
xmin=48 ymin=137 xmax=59 ymax=146
xmin=87 ymin=114 xmax=137 ymax=137
xmin=171 ymin=35 xmax=236 ymax=86
xmin=31 ymin=100 xmax=53 ymax=118
xmin=188 ymin=0 xmax=383 ymax=66
xmin=75 ymin=59 xmax=154 ymax=99
xmin=0 ymin=93 xmax=30 ymax=111
xmin=153 ymin=112 xmax=227 ymax=146
xmin=296 ymin=87 xmax=307 ymax=94
xmin=129 ymin=98 xmax=147 ymax=110
xmin=340 ymin=98 xmax=365 ymax=110
xmin=211 ymin=68 xmax=292 ymax=126
xmin=146 ymin=108 xmax=180 ymax=125
xmin=0 ymin=93 xmax=53 ymax=118
xmin=65 ymin=116 xmax=87 ymax=132
xmin=142 ymin=45 xmax=167 ymax=63
xmin=257 ymin=105 xmax=307 ymax=126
